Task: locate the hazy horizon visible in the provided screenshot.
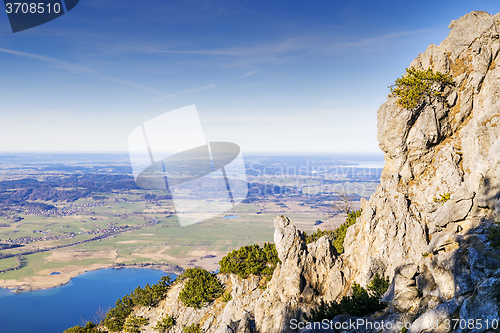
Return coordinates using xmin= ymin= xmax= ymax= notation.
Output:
xmin=0 ymin=150 xmax=385 ymax=157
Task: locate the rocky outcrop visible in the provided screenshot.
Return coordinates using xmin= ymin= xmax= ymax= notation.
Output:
xmin=125 ymin=216 xmax=346 ymax=332
xmin=254 ymin=216 xmax=345 ymax=332
xmin=111 ymin=11 xmax=500 ymax=333
xmin=341 ymin=10 xmax=500 ymax=332
xmin=130 ymin=273 xmax=263 ymax=333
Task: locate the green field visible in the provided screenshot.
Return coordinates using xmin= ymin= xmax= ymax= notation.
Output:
xmin=0 ymin=154 xmax=382 ymax=288
xmin=0 ymin=193 xmax=328 ymax=285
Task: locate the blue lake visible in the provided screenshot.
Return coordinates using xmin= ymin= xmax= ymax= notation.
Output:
xmin=0 ymin=268 xmax=175 ymax=333
xmin=221 ymin=215 xmax=239 ymax=219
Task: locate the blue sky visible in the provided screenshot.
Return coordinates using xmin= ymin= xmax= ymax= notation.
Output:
xmin=0 ymin=0 xmax=498 ymax=153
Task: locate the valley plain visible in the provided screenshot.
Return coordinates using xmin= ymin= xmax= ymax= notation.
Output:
xmin=0 ymin=153 xmax=382 ymax=290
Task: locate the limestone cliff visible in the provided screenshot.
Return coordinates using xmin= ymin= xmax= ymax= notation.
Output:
xmin=108 ymin=11 xmax=500 ymax=333
xmin=343 ymin=10 xmax=500 ymax=331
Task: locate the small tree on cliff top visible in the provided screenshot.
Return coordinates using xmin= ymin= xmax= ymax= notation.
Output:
xmin=389 ymin=67 xmax=454 ymax=109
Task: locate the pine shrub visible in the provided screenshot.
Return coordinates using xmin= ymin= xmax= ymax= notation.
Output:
xmin=305 ymin=274 xmax=389 ymax=321
xmin=64 ymin=322 xmax=100 ymax=333
xmin=389 ymin=67 xmax=454 ymax=109
xmin=218 ymin=243 xmax=280 ymax=279
xmin=304 ymin=229 xmax=335 ymax=244
xmin=183 ymin=323 xmax=204 ymax=333
xmin=332 ymin=210 xmax=361 ymax=254
xmin=179 ymin=268 xmax=223 ymax=309
xmin=154 ymin=315 xmax=175 ymax=332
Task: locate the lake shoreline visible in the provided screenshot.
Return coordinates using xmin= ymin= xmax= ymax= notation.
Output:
xmin=0 ymin=262 xmax=183 ymax=293
xmin=0 ymin=267 xmax=173 ymax=333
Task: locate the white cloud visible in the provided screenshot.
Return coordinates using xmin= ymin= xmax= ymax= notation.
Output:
xmin=237 ymin=70 xmax=262 ymax=79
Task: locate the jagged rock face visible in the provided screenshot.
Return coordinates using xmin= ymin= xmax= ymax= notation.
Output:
xmin=254 ymin=216 xmax=345 ymax=332
xmin=343 ymin=10 xmax=500 ymax=330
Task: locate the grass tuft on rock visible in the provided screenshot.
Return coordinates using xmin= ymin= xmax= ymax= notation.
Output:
xmin=433 ymin=192 xmax=451 ymax=203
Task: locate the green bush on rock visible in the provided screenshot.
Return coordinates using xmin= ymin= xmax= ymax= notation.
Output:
xmin=179 ymin=268 xmax=223 ymax=309
xmin=433 ymin=192 xmax=450 ymax=203
xmin=183 ymin=323 xmax=204 ymax=333
xmin=333 ymin=210 xmax=361 ymax=254
xmin=389 ymin=67 xmax=454 ymax=109
xmin=305 ymin=273 xmax=389 ymax=321
xmin=154 ymin=315 xmax=175 ymax=332
xmin=221 ymin=291 xmax=232 ymax=302
xmin=64 ymin=322 xmax=100 ymax=333
xmin=367 ymin=273 xmax=390 ymax=298
xmin=303 ymin=210 xmax=361 ymax=254
xmin=124 ymin=315 xmax=148 ymax=333
xmin=304 ymin=229 xmax=336 ymax=244
xmin=218 ymin=243 xmax=280 ymax=279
